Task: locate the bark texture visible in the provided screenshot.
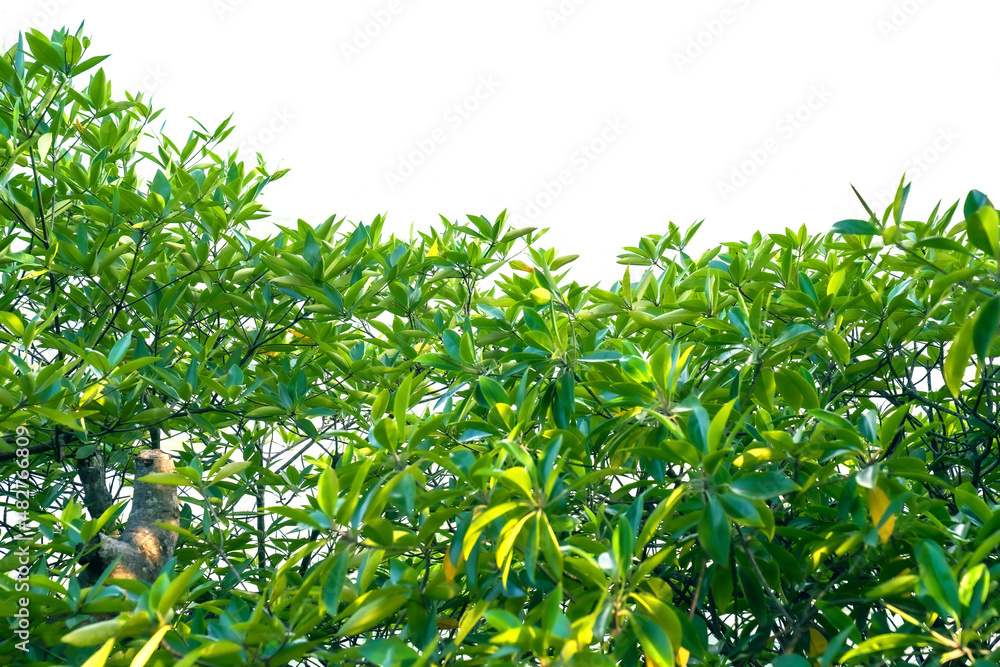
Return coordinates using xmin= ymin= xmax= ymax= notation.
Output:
xmin=81 ymin=449 xmax=179 ymax=585
xmin=77 ymin=452 xmax=113 ymax=521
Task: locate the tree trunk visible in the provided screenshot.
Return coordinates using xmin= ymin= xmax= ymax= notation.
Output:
xmin=80 ymin=449 xmax=179 ymax=585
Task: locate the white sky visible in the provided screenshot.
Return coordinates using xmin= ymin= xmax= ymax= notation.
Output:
xmin=3 ymin=0 xmax=998 ymax=285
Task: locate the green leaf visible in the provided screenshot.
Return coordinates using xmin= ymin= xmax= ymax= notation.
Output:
xmin=137 ymin=473 xmax=190 ymax=486
xmin=210 ymin=461 xmax=251 ymax=484
xmin=30 ymin=406 xmax=94 ymax=429
xmin=798 ymin=272 xmax=818 ymax=306
xmin=158 ymin=561 xmax=203 ymax=617
xmin=824 ymin=330 xmax=850 ymax=366
xmin=303 ymin=229 xmax=321 ymax=268
xmin=840 ymin=634 xmax=936 ymax=661
xmin=637 ymin=485 xmax=687 ymax=551
xmin=322 ymin=551 xmax=350 ymax=617
xmin=973 ymin=297 xmax=1000 ymax=361
xmin=891 ymin=177 xmax=910 ymax=226
xmin=632 ymin=614 xmax=675 ymax=667
xmin=0 ymin=311 xmax=24 ymax=336
xmin=915 ymin=540 xmax=960 ymax=618
xmin=337 ymin=593 xmax=409 ymax=636
xmin=500 ymin=467 xmax=534 ymax=499
xmin=698 ymin=494 xmax=730 ymax=563
xmin=707 ymin=399 xmax=735 ymax=452
xmin=463 ymin=501 xmax=524 ymax=558
xmin=318 ymin=466 xmax=340 ymax=520
xmin=729 ymin=472 xmax=799 ymax=500
xmin=25 ymin=30 xmax=65 ymax=71
xmin=88 ymin=68 xmax=107 ymax=107
xmin=831 ymin=219 xmax=878 ymax=235
xmin=807 ymin=409 xmax=853 ymax=431
xmin=944 ymin=318 xmax=975 ymax=396
xmin=966 ymin=202 xmax=999 ymax=255
xmin=61 ymin=618 xmax=127 ymax=647
xmin=958 ymin=563 xmax=989 ymax=614
xmin=150 ymin=170 xmax=172 ymax=204
xmin=479 ymin=376 xmax=509 ymax=407
xmin=879 ymin=404 xmax=909 ymax=450
xmin=964 ymin=189 xmax=992 ymax=220
xmin=393 ymin=374 xmax=412 ymax=430
xmin=36 ymin=132 xmax=52 ymax=161
xmin=108 ymin=331 xmax=132 ymax=367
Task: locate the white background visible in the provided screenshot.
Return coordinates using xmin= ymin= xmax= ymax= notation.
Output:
xmin=2 ymin=0 xmax=997 ymax=285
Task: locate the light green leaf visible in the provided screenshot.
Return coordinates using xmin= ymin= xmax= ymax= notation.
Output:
xmin=944 ymin=318 xmax=975 ymax=396
xmin=337 ymin=593 xmax=409 ymax=636
xmin=318 ymin=466 xmax=340 ymax=520
xmin=137 ymin=473 xmax=190 ymax=486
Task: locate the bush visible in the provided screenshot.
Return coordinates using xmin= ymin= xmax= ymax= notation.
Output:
xmin=1 ymin=27 xmax=999 ymax=667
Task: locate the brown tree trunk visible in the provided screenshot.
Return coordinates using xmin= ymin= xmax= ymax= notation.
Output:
xmin=80 ymin=449 xmax=179 ymax=585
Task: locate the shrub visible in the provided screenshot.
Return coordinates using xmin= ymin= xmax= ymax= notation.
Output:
xmin=1 ymin=27 xmax=999 ymax=667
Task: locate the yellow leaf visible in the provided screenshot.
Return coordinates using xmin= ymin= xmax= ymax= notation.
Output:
xmin=61 ymin=618 xmax=127 ymax=646
xmin=0 ymin=311 xmax=24 ymax=336
xmin=677 ymin=646 xmax=690 ymax=666
xmin=733 ymin=447 xmax=786 ymax=468
xmin=454 ymin=600 xmax=489 ymax=647
xmin=868 ymin=486 xmax=896 ymax=543
xmin=494 ymin=402 xmax=514 ymax=429
xmin=443 ymin=550 xmax=463 ymax=584
xmin=827 ymin=267 xmax=846 ymax=297
xmin=529 ymin=287 xmax=551 ymax=304
xmin=131 ymin=625 xmax=171 ymax=667
xmin=80 ymin=381 xmax=106 ymax=406
xmin=809 ymin=628 xmax=829 ymax=656
xmin=427 ymin=241 xmax=440 ymax=257
xmin=81 ymin=638 xmax=116 ymax=667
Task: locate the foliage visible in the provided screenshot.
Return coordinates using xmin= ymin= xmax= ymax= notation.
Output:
xmin=2 ymin=27 xmax=1000 ymax=667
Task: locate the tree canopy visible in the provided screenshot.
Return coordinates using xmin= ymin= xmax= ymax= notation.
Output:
xmin=2 ymin=27 xmax=1000 ymax=667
